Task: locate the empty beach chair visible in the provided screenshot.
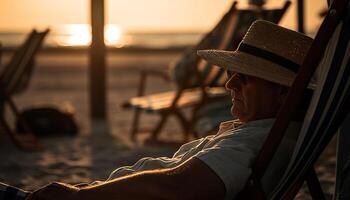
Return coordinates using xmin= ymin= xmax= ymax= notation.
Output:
xmin=0 ymin=29 xmax=49 ymax=151
xmin=123 ymin=1 xmax=291 ymax=143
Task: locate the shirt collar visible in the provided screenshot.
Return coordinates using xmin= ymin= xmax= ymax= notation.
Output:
xmin=218 ymin=118 xmax=276 ymax=135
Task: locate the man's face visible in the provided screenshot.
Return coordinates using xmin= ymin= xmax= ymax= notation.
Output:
xmin=225 ymin=71 xmax=286 ymax=123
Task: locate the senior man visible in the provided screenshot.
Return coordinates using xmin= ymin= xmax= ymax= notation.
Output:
xmin=0 ymin=20 xmax=315 ymax=200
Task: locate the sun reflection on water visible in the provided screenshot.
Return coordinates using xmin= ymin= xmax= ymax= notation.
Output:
xmin=54 ymin=24 xmax=124 ymax=47
xmin=105 ymin=24 xmax=123 ymax=47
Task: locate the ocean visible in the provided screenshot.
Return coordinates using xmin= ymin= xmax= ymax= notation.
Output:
xmin=0 ymin=25 xmax=203 ymax=49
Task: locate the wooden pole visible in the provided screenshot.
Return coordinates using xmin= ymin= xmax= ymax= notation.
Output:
xmin=297 ymin=0 xmax=305 ymax=33
xmin=90 ymin=0 xmax=106 ymax=121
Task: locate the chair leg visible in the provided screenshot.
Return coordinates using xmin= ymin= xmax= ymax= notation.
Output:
xmin=188 ymin=108 xmax=201 ymax=139
xmin=283 ymin=179 xmax=304 ymax=200
xmin=130 ymin=108 xmax=141 ymax=141
xmin=188 ymin=119 xmax=199 ymax=139
xmin=150 ymin=112 xmax=169 ymax=141
xmin=0 ymin=116 xmax=41 ymax=151
xmin=131 ymin=108 xmax=172 ymax=143
xmin=187 ymin=104 xmax=205 ymax=139
xmin=0 ymin=94 xmax=42 ymax=151
xmin=173 ymin=109 xmax=191 ymax=142
xmin=283 ymin=167 xmax=326 ymax=200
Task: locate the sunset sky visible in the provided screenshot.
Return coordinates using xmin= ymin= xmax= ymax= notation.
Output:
xmin=0 ymin=0 xmax=327 ymax=33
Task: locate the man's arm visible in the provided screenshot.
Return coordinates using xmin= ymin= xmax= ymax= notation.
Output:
xmin=76 ymin=157 xmax=226 ymax=200
xmin=26 ymin=158 xmax=225 ymax=200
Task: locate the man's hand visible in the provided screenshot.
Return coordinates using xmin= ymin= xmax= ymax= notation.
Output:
xmin=26 ymin=182 xmax=79 ymax=200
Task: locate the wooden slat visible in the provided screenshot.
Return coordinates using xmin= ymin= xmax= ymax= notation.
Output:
xmin=128 ymin=87 xmax=227 ymax=112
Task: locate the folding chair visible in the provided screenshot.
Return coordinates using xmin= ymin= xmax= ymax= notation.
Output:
xmin=123 ymin=1 xmax=291 ymax=143
xmin=0 ymin=29 xmax=49 ymax=151
xmin=235 ymin=0 xmax=350 ymax=199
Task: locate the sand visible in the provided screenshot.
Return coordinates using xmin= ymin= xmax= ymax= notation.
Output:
xmin=0 ymin=50 xmax=338 ymax=199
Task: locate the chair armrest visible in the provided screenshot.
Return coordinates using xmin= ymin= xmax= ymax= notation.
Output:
xmin=121 ymin=68 xmax=172 ymax=109
xmin=136 ymin=69 xmax=171 ymax=96
xmin=140 ymin=69 xmax=171 ymax=82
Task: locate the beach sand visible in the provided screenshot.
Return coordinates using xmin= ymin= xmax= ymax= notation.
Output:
xmin=0 ymin=50 xmax=337 ymax=199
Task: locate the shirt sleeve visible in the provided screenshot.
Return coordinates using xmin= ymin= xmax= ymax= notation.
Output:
xmin=194 ymin=127 xmax=269 ymax=200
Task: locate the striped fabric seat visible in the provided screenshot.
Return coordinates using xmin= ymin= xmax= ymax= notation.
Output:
xmin=270 ymin=4 xmax=350 ymax=198
xmin=235 ymin=0 xmax=350 ymax=199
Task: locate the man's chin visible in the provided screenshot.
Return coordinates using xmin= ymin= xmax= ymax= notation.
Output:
xmin=232 ymin=108 xmax=250 ymax=122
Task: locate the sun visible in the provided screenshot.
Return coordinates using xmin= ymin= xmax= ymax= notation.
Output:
xmin=54 ymin=24 xmax=123 ymax=47
xmin=54 ymin=24 xmax=91 ymax=46
xmin=67 ymin=24 xmax=91 ymax=46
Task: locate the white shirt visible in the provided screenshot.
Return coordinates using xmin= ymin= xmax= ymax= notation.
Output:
xmin=107 ymin=118 xmax=300 ymax=199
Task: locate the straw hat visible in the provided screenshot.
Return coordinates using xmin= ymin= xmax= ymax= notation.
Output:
xmin=197 ymin=20 xmax=316 ymax=89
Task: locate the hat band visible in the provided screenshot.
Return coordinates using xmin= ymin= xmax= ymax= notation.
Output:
xmin=238 ymin=43 xmax=300 ymax=73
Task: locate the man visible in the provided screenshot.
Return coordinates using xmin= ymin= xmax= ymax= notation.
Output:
xmin=1 ymin=20 xmax=315 ymax=200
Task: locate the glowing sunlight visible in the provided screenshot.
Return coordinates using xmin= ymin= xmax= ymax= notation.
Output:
xmin=105 ymin=24 xmax=124 ymax=47
xmin=54 ymin=24 xmax=123 ymax=47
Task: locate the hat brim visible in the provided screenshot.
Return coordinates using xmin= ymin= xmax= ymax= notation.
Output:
xmin=197 ymin=49 xmax=316 ymax=90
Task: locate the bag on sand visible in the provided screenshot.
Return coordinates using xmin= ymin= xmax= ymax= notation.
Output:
xmin=16 ymin=107 xmax=78 ymax=136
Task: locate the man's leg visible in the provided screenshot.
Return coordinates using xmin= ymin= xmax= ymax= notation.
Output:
xmin=0 ymin=182 xmax=31 ymax=200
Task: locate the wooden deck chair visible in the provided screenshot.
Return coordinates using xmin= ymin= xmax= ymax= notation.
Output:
xmin=235 ymin=0 xmax=350 ymax=199
xmin=0 ymin=29 xmax=49 ymax=151
xmin=123 ymin=1 xmax=291 ymax=143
